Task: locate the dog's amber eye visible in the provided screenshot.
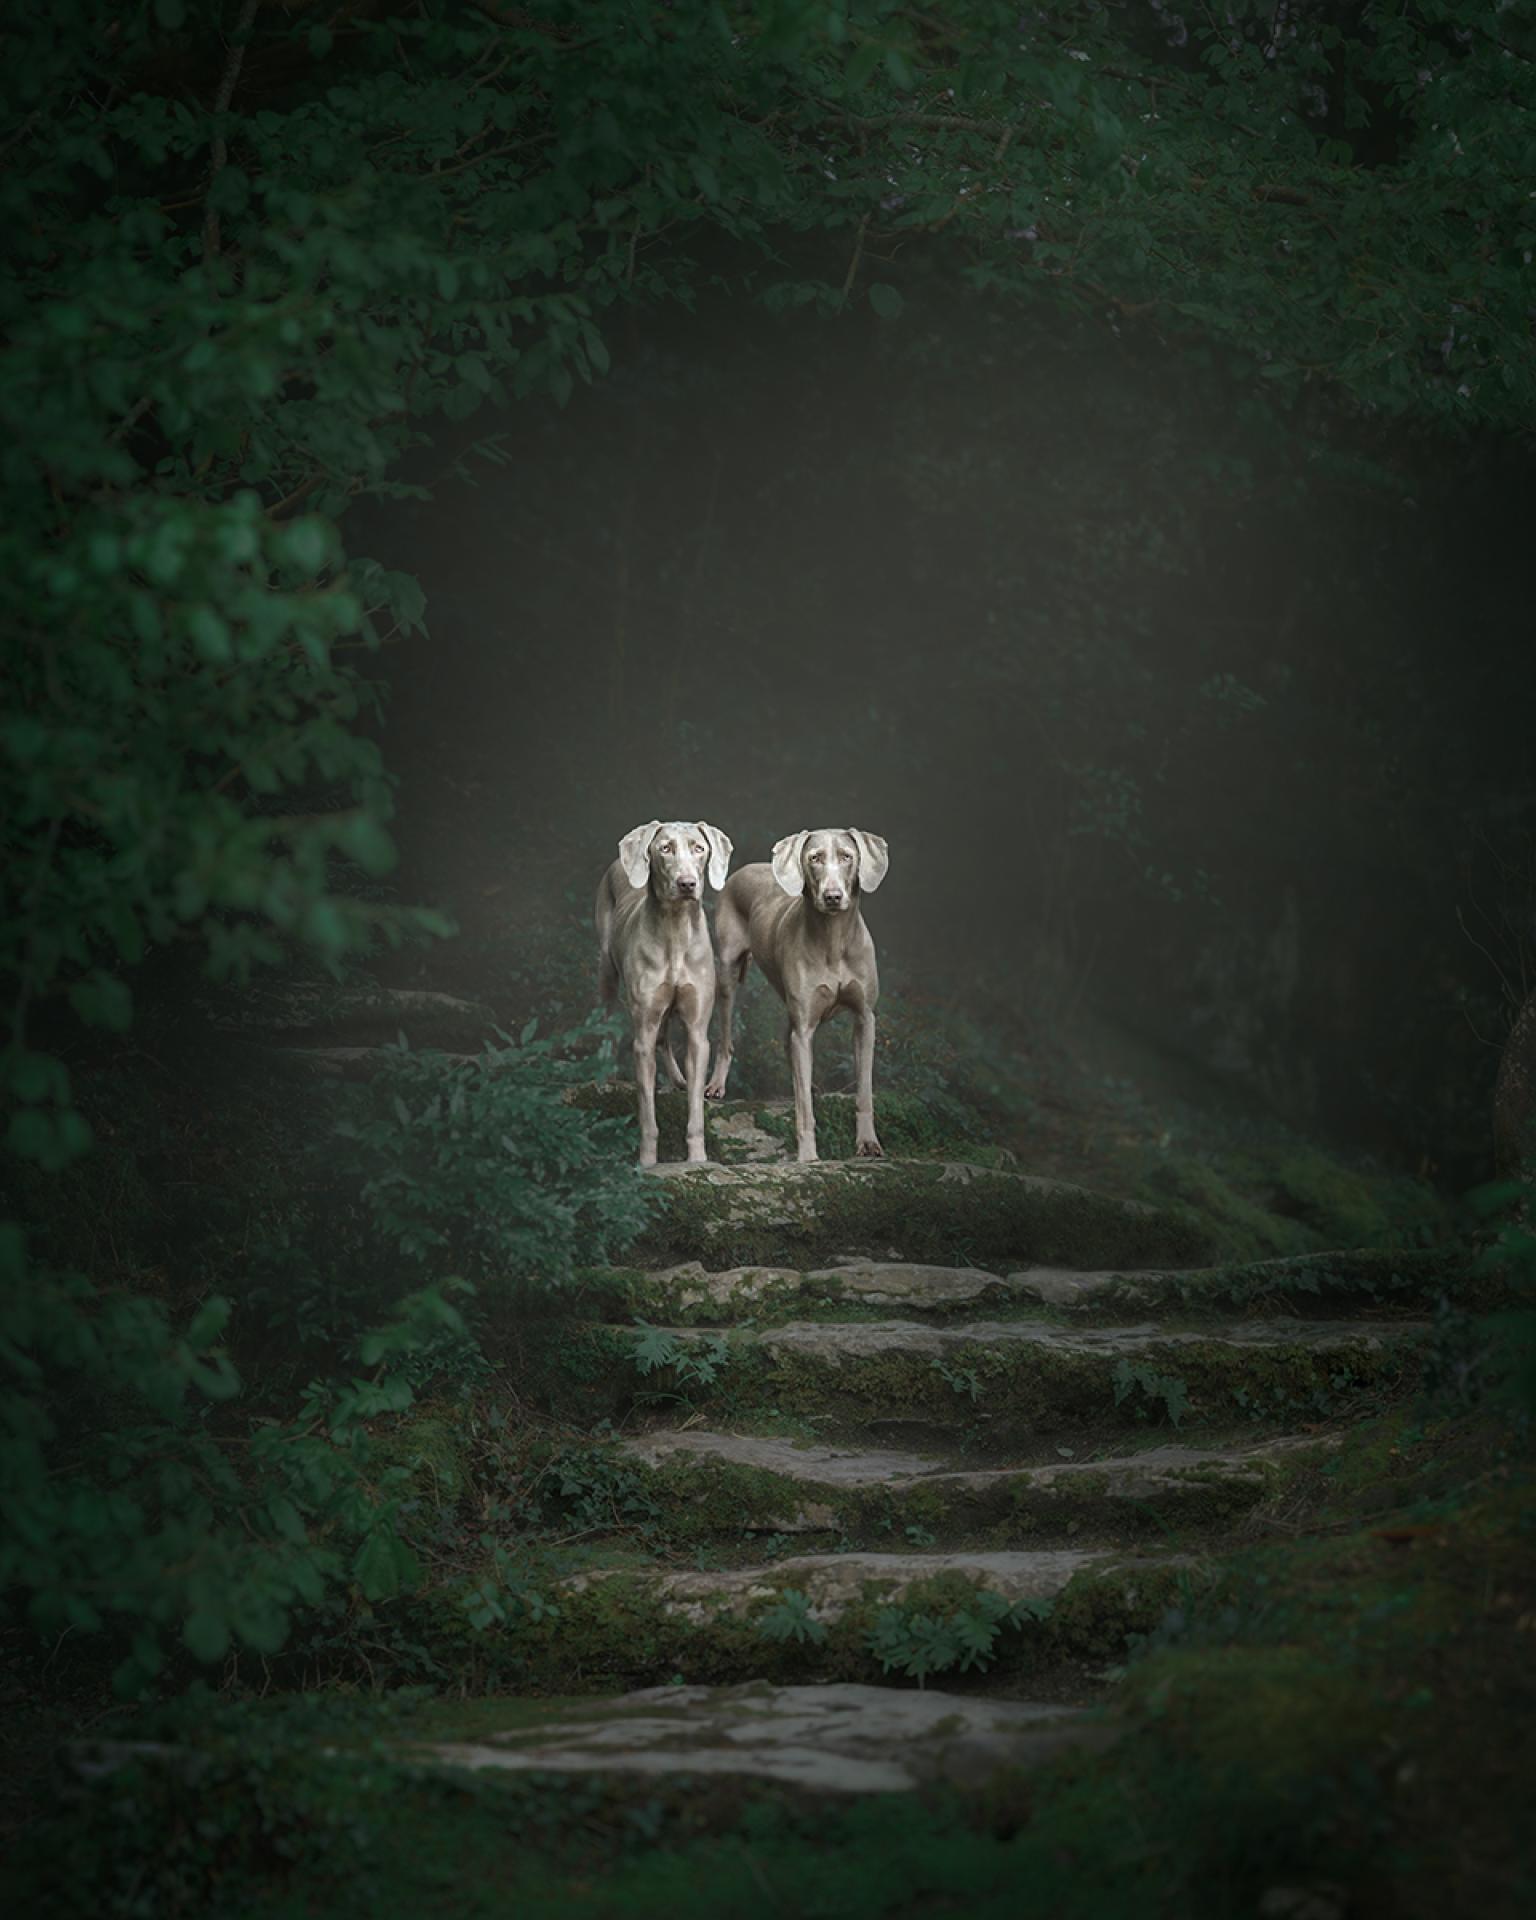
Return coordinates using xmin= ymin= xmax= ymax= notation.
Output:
xmin=811 ymin=852 xmax=824 ymax=864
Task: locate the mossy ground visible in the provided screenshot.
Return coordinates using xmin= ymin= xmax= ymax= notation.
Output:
xmin=22 ymin=1447 xmax=1534 ymax=1920
xmin=1130 ymin=1141 xmax=1451 ymax=1265
xmin=12 ymin=1039 xmax=1527 ymax=1918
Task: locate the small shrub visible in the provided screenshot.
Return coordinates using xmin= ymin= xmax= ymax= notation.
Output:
xmin=629 ymin=1321 xmax=730 ymax=1397
xmin=1112 ymin=1357 xmax=1191 ymax=1428
xmin=758 ymin=1588 xmax=828 ymax=1646
xmin=866 ymin=1589 xmax=1052 ymax=1686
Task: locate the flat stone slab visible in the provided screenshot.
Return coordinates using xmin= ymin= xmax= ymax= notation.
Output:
xmin=626 ymin=1428 xmax=947 ymax=1485
xmin=423 ymin=1680 xmax=1109 ymax=1794
xmin=642 ymin=1160 xmax=1113 ymax=1196
xmin=569 ymin=1546 xmax=1165 ymax=1625
xmin=623 ymin=1425 xmax=1329 ymax=1497
xmin=1007 ymin=1249 xmax=1462 ymax=1316
xmin=754 ymin=1315 xmax=1421 ymax=1365
xmin=632 ymin=1158 xmax=1210 ymax=1272
xmin=639 ymin=1259 xmax=1022 ymax=1319
xmin=1010 ymin=1267 xmax=1145 ymax=1310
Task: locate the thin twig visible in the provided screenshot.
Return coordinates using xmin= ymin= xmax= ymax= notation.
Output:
xmin=202 ymin=0 xmax=260 ymax=266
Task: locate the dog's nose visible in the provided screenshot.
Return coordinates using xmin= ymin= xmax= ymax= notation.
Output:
xmin=677 ymin=877 xmax=698 ymax=896
xmin=823 ymin=888 xmax=844 ymax=907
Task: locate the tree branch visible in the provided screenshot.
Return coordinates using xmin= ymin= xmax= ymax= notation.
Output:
xmin=202 ymin=0 xmax=260 ymax=267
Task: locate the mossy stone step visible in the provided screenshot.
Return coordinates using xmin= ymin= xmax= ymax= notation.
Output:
xmin=600 ymin=1246 xmax=1465 ymax=1326
xmin=495 ymin=1544 xmax=1189 ymax=1691
xmin=553 ymin=1313 xmax=1422 ymax=1444
xmin=601 ymin=1258 xmax=1027 ymax=1324
xmin=1011 ymin=1246 xmax=1472 ymax=1319
xmin=620 ymin=1426 xmax=1329 ymax=1541
xmin=751 ymin=1316 xmax=1421 ymax=1440
xmin=421 ymin=1681 xmax=1109 ymax=1795
xmin=631 ymin=1158 xmax=1210 ymax=1272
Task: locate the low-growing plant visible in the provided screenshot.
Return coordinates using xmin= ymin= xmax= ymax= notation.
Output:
xmin=757 ymin=1588 xmax=828 ymax=1646
xmin=866 ymin=1589 xmax=1053 ymax=1687
xmin=629 ymin=1322 xmax=731 ymax=1398
xmin=460 ymin=1537 xmax=560 ymax=1634
xmin=331 ymin=1020 xmax=652 ymax=1294
xmin=0 ymin=1226 xmax=467 ymax=1695
xmin=931 ymin=1356 xmax=983 ymax=1402
xmin=1112 ymin=1358 xmax=1192 ymax=1428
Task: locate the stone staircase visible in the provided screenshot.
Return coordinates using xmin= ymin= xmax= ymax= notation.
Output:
xmin=193 ymin=984 xmax=1443 ymax=1796
xmin=420 ymin=1100 xmax=1439 ymax=1794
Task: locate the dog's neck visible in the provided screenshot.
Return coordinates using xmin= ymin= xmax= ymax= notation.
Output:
xmin=645 ymin=883 xmax=703 ymax=950
xmin=796 ymin=891 xmax=863 ymax=959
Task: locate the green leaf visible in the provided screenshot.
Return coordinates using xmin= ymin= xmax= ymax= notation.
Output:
xmin=68 ymin=972 xmax=133 ymax=1032
xmin=355 ymin=1526 xmax=420 ymax=1602
xmin=868 ymin=282 xmax=904 ymax=319
xmin=187 ymin=606 xmax=231 ymax=662
xmin=184 ymin=1607 xmax=230 ymax=1664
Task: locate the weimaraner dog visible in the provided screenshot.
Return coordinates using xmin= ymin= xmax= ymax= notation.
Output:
xmin=596 ymin=819 xmax=733 ymax=1167
xmin=705 ymin=829 xmax=889 ymax=1162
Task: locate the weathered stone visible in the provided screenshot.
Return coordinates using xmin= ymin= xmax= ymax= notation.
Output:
xmin=632 ymin=1158 xmax=1209 ymax=1272
xmin=569 ymin=1546 xmax=1156 ymax=1624
xmin=620 ymin=1425 xmax=1332 ymax=1539
xmin=624 ymin=1425 xmax=1327 ymax=1496
xmin=755 ymin=1315 xmax=1419 ymax=1367
xmin=803 ymin=1261 xmax=1013 ymax=1307
xmin=423 ymin=1680 xmax=1111 ymax=1794
xmin=1008 ymin=1248 xmax=1469 ymax=1318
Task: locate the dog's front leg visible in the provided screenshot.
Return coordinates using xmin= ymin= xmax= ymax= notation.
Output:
xmin=684 ymin=1011 xmax=710 ymax=1163
xmin=852 ymin=1007 xmax=882 ymax=1157
xmin=787 ymin=1014 xmax=818 ymax=1163
xmin=632 ymin=1011 xmax=663 ymax=1167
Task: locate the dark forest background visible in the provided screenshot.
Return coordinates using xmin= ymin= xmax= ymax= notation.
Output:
xmin=3 ymin=3 xmax=1535 ymax=1915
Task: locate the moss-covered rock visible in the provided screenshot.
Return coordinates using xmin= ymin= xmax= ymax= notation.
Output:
xmin=1132 ymin=1145 xmax=1449 ymax=1265
xmin=619 ymin=1427 xmax=1321 ymax=1546
xmin=471 ymin=1548 xmax=1192 ymax=1693
xmin=534 ymin=1314 xmax=1423 ymax=1443
xmin=1011 ymin=1246 xmax=1484 ymax=1320
xmin=631 ymin=1159 xmax=1211 ymax=1272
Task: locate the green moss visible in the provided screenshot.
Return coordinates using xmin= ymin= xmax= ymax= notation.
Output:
xmin=458 ymin=1556 xmax=1182 ymax=1694
xmin=1133 ymin=1144 xmax=1450 ymax=1267
xmin=630 ymin=1444 xmax=1282 ymax=1550
xmin=636 ymin=1160 xmax=1211 ymax=1273
xmin=370 ymin=1404 xmax=472 ymax=1504
xmin=1080 ymin=1246 xmax=1480 ymax=1322
xmin=541 ymin=1320 xmax=1419 ymax=1446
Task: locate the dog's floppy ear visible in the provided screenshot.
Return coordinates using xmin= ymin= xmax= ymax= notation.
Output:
xmin=698 ymin=822 xmax=733 ymax=892
xmin=771 ymin=831 xmax=810 ymax=897
xmin=850 ymin=830 xmax=889 ymax=893
xmin=618 ymin=821 xmax=661 ymax=889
